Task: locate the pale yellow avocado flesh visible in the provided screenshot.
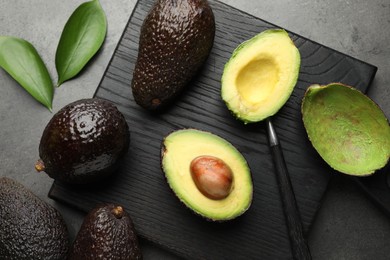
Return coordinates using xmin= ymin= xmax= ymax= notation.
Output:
xmin=222 ymin=29 xmax=301 ymax=123
xmin=161 ymin=129 xmax=253 ymax=221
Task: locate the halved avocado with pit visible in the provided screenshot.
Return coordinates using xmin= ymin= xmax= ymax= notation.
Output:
xmin=161 ymin=129 xmax=253 ymax=221
xmin=221 ymin=29 xmax=300 ymax=123
xmin=302 ymin=83 xmax=390 ymax=176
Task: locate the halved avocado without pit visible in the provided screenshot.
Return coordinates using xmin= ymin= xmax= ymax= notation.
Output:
xmin=302 ymin=83 xmax=390 ymax=176
xmin=221 ymin=29 xmax=300 ymax=123
xmin=161 ymin=129 xmax=253 ymax=221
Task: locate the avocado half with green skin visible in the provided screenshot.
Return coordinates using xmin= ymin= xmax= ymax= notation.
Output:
xmin=35 ymin=98 xmax=130 ymax=184
xmin=302 ymin=83 xmax=390 ymax=176
xmin=0 ymin=177 xmax=69 ymax=259
xmin=161 ymin=129 xmax=253 ymax=221
xmin=221 ymin=29 xmax=300 ymax=123
xmin=131 ymin=0 xmax=215 ymax=110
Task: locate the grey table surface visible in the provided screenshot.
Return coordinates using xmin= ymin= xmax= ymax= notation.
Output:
xmin=0 ymin=0 xmax=389 ymax=259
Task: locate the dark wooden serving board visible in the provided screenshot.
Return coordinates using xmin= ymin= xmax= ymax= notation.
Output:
xmin=49 ymin=0 xmax=377 ymax=258
xmin=353 ymin=165 xmax=390 ymax=217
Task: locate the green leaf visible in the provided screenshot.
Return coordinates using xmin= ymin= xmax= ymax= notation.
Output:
xmin=0 ymin=36 xmax=54 ymax=111
xmin=55 ymin=0 xmax=107 ymax=86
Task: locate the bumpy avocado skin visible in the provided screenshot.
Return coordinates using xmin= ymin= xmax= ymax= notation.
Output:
xmin=38 ymin=98 xmax=130 ymax=184
xmin=0 ymin=177 xmax=69 ymax=259
xmin=69 ymin=204 xmax=142 ymax=260
xmin=131 ymin=0 xmax=215 ymax=110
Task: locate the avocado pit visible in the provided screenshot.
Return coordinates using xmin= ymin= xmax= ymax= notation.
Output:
xmin=190 ymin=155 xmax=233 ymax=200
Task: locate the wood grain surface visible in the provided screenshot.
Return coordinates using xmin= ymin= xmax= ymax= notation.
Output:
xmin=49 ymin=0 xmax=377 ymax=258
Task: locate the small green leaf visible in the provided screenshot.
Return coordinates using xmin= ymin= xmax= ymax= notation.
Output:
xmin=0 ymin=36 xmax=54 ymax=111
xmin=56 ymin=0 xmax=107 ymax=86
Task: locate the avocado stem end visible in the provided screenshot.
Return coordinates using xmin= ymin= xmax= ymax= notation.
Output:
xmin=112 ymin=206 xmax=124 ymax=219
xmin=35 ymin=159 xmax=45 ymax=172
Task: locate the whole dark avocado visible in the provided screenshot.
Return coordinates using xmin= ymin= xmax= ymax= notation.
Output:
xmin=35 ymin=98 xmax=130 ymax=184
xmin=131 ymin=0 xmax=215 ymax=110
xmin=0 ymin=177 xmax=69 ymax=259
xmin=69 ymin=204 xmax=142 ymax=260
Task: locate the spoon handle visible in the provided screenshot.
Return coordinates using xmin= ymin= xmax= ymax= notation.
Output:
xmin=266 ymin=119 xmax=312 ymax=260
